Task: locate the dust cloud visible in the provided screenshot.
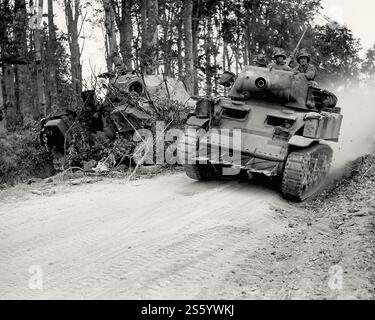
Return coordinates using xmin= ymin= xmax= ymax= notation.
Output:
xmin=329 ymin=84 xmax=375 ymax=171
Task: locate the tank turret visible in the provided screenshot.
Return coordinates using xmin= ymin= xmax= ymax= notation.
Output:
xmin=229 ymin=66 xmax=337 ymax=111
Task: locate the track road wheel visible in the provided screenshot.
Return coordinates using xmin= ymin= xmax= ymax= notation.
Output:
xmin=183 ymin=163 xmax=217 ymax=181
xmin=282 ymin=143 xmax=333 ymax=201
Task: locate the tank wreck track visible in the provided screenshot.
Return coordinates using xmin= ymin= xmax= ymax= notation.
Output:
xmin=282 ymin=143 xmax=333 ymax=201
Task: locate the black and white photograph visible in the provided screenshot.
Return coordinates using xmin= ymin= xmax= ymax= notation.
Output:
xmin=0 ymin=0 xmax=374 ymax=304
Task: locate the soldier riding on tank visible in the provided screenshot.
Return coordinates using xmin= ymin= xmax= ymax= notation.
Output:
xmin=252 ymin=53 xmax=268 ymax=68
xmin=269 ymin=49 xmax=292 ymax=71
xmin=293 ymin=49 xmax=317 ymax=82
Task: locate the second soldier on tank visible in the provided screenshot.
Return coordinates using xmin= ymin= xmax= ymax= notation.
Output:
xmin=293 ymin=49 xmax=317 ymax=81
xmin=269 ymin=49 xmax=292 ymax=71
xmin=252 ymin=53 xmax=268 ymax=68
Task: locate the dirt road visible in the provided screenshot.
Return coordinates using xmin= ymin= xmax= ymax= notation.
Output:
xmin=0 ymin=169 xmax=373 ymax=299
xmin=0 ymin=171 xmax=293 ymax=299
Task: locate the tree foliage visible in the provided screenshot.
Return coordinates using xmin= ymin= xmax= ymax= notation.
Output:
xmin=310 ymin=25 xmax=362 ymax=85
xmin=362 ymin=45 xmax=375 ymax=83
xmin=1 ymin=0 xmax=373 ymax=130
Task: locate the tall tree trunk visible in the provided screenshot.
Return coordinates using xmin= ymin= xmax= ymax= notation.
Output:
xmin=235 ymin=48 xmax=239 ymax=74
xmin=140 ymin=0 xmax=159 ymax=74
xmin=14 ymin=0 xmax=32 ymax=123
xmin=47 ymin=0 xmax=58 ymax=113
xmin=0 ymin=72 xmax=6 ymax=136
xmin=222 ymin=41 xmax=228 ymax=96
xmin=162 ymin=12 xmax=169 ymax=76
xmin=176 ymin=17 xmax=183 ymax=80
xmin=146 ymin=0 xmax=159 ymax=74
xmin=161 ymin=2 xmax=170 ymax=77
xmin=162 ymin=1 xmax=177 ymax=78
xmin=213 ymin=37 xmax=218 ymax=95
xmin=117 ymin=0 xmax=133 ymax=70
xmin=14 ymin=62 xmax=21 ymax=122
xmin=183 ymin=0 xmax=194 ymax=94
xmin=192 ymin=35 xmax=198 ymax=95
xmin=225 ymin=43 xmax=231 ymax=72
xmin=1 ymin=0 xmax=22 ymax=127
xmin=34 ymin=0 xmax=47 ymax=117
xmin=103 ymin=0 xmax=122 ymax=73
xmin=28 ymin=0 xmax=39 ymax=119
xmin=134 ymin=11 xmax=142 ymax=70
xmin=140 ymin=0 xmax=147 ymax=58
xmin=246 ymin=16 xmax=252 ymax=64
xmin=192 ymin=0 xmax=200 ymax=95
xmin=64 ymin=0 xmax=82 ymax=96
xmin=204 ymin=17 xmax=213 ymax=96
xmin=3 ymin=65 xmax=17 ymax=128
xmin=223 ymin=41 xmax=227 ymax=71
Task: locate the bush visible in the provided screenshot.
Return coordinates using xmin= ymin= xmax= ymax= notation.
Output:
xmin=152 ymin=96 xmax=192 ymax=129
xmin=0 ymin=128 xmax=54 ymax=185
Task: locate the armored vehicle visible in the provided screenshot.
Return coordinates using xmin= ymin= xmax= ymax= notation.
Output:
xmin=40 ymin=71 xmax=193 ymax=169
xmin=179 ymin=66 xmax=343 ymax=201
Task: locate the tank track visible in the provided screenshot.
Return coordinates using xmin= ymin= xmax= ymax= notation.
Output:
xmin=282 ymin=143 xmax=333 ymax=201
xmin=179 ymin=124 xmax=217 ymax=181
xmin=183 ymin=163 xmax=216 ymax=181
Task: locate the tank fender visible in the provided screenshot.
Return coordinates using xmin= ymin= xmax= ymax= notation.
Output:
xmin=288 ymin=135 xmax=319 ymax=148
xmin=186 ymin=116 xmax=210 ymax=128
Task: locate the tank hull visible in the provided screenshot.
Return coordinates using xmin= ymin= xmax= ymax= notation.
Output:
xmin=180 ymin=66 xmax=343 ymax=200
xmin=180 ymin=98 xmax=341 ymax=201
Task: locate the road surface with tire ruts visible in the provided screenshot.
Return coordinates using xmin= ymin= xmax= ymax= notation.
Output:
xmin=0 ymin=171 xmax=296 ymax=299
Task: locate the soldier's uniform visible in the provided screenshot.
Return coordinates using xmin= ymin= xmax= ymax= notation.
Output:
xmin=293 ymin=50 xmax=317 ymax=81
xmin=269 ymin=49 xmax=292 ymax=71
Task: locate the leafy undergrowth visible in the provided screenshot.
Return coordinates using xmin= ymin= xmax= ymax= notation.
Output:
xmin=0 ymin=128 xmax=54 ymax=187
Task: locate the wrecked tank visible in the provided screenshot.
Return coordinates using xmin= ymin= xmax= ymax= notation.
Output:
xmin=41 ymin=72 xmax=193 ymax=143
xmin=39 ymin=73 xmax=153 ymax=169
xmin=106 ymin=73 xmax=154 ymax=135
xmin=40 ymin=89 xmax=104 ymax=150
xmin=105 ymin=72 xmax=194 ymax=133
xmin=179 ymin=66 xmax=343 ymax=201
xmin=40 ymin=71 xmax=193 ymax=169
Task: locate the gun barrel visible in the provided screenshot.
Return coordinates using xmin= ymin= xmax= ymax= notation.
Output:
xmin=255 ymin=77 xmax=270 ymax=89
xmin=286 ymin=27 xmax=308 ymax=65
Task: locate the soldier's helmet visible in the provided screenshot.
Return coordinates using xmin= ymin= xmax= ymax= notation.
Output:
xmin=219 ymin=71 xmax=236 ymax=87
xmin=296 ymin=49 xmax=311 ymax=63
xmin=273 ymin=48 xmax=287 ymax=60
xmin=252 ymin=53 xmax=267 ymax=67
